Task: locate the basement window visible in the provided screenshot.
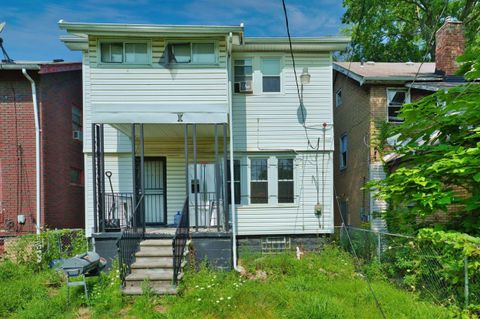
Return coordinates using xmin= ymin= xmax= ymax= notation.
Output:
xmin=100 ymin=41 xmax=149 ymax=64
xmin=262 ymin=237 xmax=291 ymax=254
xmin=387 ymin=89 xmax=410 ymax=123
xmin=250 ymin=158 xmax=268 ymax=204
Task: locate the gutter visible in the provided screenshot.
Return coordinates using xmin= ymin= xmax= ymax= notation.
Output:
xmin=227 ymin=32 xmax=240 ymax=272
xmin=22 ymin=69 xmax=41 ymax=235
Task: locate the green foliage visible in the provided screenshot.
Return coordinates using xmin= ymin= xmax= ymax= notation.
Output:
xmin=341 ymin=0 xmax=480 ymax=62
xmin=5 ymin=229 xmax=87 ymax=271
xmin=368 ymin=82 xmax=480 ymax=234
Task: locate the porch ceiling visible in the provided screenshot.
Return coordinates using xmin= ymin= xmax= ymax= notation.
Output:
xmin=112 ymin=123 xmax=226 ymax=139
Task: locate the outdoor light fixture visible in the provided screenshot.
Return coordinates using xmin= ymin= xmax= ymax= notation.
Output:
xmin=300 ymin=67 xmax=311 ymax=85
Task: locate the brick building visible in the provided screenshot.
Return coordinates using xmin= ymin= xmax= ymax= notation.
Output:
xmin=332 ymin=19 xmax=466 ymax=230
xmin=0 ymin=61 xmax=83 ymax=249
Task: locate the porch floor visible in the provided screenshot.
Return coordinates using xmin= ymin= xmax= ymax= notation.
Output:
xmin=144 ymin=226 xmax=231 ymax=239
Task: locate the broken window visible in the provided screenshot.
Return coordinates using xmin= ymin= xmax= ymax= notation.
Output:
xmin=387 ymin=89 xmax=409 ymax=123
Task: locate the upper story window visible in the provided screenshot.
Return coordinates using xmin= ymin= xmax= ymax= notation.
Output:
xmin=250 ymin=158 xmax=268 ymax=204
xmin=168 ymin=42 xmax=216 ymax=64
xmin=234 ymin=59 xmax=253 ymax=93
xmin=335 ymin=89 xmax=342 ymax=107
xmin=340 ymin=134 xmax=348 ymax=170
xmin=72 ymin=106 xmax=82 ymax=141
xmin=100 ymin=42 xmax=149 ymax=64
xmin=278 ymin=159 xmax=294 ymax=203
xmin=387 ymin=89 xmax=410 ymax=123
xmin=261 ymin=58 xmax=281 ymax=92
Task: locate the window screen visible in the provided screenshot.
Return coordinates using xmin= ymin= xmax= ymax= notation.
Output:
xmin=250 ymin=159 xmax=268 ymax=204
xmin=192 ymin=43 xmax=216 ymax=63
xmin=100 ymin=43 xmax=123 ymax=63
xmin=278 ymin=159 xmax=294 ymax=203
xmin=261 ymin=58 xmax=281 ymax=92
xmin=125 ymin=43 xmax=148 ymax=64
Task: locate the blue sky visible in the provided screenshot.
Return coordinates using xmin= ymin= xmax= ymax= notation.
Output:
xmin=1 ymin=0 xmax=346 ymax=61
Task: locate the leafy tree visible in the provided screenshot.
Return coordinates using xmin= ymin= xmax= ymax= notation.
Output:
xmin=342 ymin=0 xmax=480 ymax=62
xmin=368 ymin=36 xmax=480 ymax=235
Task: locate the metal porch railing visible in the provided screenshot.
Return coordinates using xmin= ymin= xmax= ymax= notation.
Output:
xmin=173 ymin=198 xmax=190 ymax=286
xmin=104 ymin=193 xmax=133 ymax=232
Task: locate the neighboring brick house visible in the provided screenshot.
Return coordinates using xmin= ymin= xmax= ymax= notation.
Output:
xmin=332 ymin=19 xmax=466 ymax=230
xmin=0 ymin=61 xmax=83 ymax=247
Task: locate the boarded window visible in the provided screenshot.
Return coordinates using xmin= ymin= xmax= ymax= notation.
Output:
xmin=340 ymin=134 xmax=348 ymax=169
xmin=234 ymin=59 xmax=253 ymax=93
xmin=250 ymin=158 xmax=268 ymax=204
xmin=387 ymin=89 xmax=409 ymax=122
xmin=227 ymin=160 xmax=241 ymax=205
xmin=261 ymin=58 xmax=281 ymax=92
xmin=278 ymin=159 xmax=294 ymax=203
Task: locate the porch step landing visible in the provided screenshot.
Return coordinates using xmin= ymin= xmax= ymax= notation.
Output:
xmin=123 ymin=239 xmax=186 ymax=295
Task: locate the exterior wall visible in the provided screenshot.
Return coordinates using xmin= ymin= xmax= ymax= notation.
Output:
xmin=332 ymin=73 xmax=371 ymax=227
xmin=0 ymin=69 xmax=83 ymax=236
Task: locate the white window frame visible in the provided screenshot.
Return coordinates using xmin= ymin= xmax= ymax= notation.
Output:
xmin=339 ymin=134 xmax=348 ymax=170
xmin=165 ymin=40 xmax=218 ymax=65
xmin=335 ymin=89 xmax=342 ymax=107
xmin=386 ymin=88 xmax=410 ymax=123
xmin=260 ymin=57 xmax=283 ymax=94
xmin=98 ymin=40 xmax=151 ymax=65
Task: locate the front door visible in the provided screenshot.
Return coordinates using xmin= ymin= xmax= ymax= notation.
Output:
xmin=137 ymin=157 xmax=166 ymax=225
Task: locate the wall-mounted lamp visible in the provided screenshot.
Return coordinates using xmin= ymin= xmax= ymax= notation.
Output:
xmin=300 ymin=67 xmax=311 ymax=85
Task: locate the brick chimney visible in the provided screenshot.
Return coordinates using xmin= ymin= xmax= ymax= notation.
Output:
xmin=435 ymin=17 xmax=465 ymax=76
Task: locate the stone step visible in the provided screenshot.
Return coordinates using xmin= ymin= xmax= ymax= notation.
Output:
xmin=136 ymin=246 xmax=173 ymax=257
xmin=123 ymin=285 xmax=177 ymax=295
xmin=131 ymin=258 xmax=174 ymax=269
xmin=140 ymin=239 xmax=172 ymax=247
xmin=127 ymin=269 xmax=173 ymax=281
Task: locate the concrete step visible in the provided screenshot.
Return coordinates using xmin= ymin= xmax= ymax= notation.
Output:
xmin=125 ymin=279 xmax=174 ymax=290
xmin=127 ymin=269 xmax=173 ymax=281
xmin=131 ymin=258 xmax=174 ymax=269
xmin=140 ymin=239 xmax=172 ymax=247
xmin=136 ymin=246 xmax=173 ymax=257
xmin=123 ymin=285 xmax=177 ymax=295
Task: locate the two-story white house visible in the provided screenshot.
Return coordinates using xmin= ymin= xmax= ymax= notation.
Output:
xmin=59 ymin=20 xmax=349 ymax=294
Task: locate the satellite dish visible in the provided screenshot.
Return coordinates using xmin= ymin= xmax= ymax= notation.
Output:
xmin=0 ymin=22 xmax=5 ymax=34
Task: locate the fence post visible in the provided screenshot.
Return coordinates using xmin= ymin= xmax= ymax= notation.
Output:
xmin=464 ymin=255 xmax=469 ymax=308
xmin=377 ymin=232 xmax=381 ymax=263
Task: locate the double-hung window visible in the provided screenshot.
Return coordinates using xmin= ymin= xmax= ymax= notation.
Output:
xmin=168 ymin=42 xmax=216 ymax=64
xmin=340 ymin=134 xmax=348 ymax=170
xmin=227 ymin=160 xmax=241 ymax=205
xmin=234 ymin=59 xmax=253 ymax=93
xmin=100 ymin=42 xmax=148 ymax=64
xmin=278 ymin=159 xmax=294 ymax=203
xmin=387 ymin=89 xmax=409 ymax=123
xmin=250 ymin=159 xmax=268 ymax=204
xmin=261 ymin=58 xmax=281 ymax=92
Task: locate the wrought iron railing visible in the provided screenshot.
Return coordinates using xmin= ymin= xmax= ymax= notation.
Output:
xmin=190 ymin=191 xmax=226 ymax=230
xmin=104 ymin=193 xmax=133 ymax=231
xmin=117 ymin=194 xmax=144 ymax=285
xmin=173 ymin=198 xmax=189 ymax=286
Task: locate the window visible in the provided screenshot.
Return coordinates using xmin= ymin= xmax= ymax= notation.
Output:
xmin=72 ymin=106 xmax=82 ymax=140
xmin=168 ymin=42 xmax=216 ymax=64
xmin=70 ymin=168 xmax=83 ymax=185
xmin=340 ymin=200 xmax=348 ymax=225
xmin=234 ymin=59 xmax=253 ymax=93
xmin=278 ymin=159 xmax=294 ymax=203
xmin=250 ymin=158 xmax=268 ymax=204
xmin=227 ymin=160 xmax=241 ymax=205
xmin=335 ymin=89 xmax=342 ymax=107
xmin=387 ymin=89 xmax=409 ymax=123
xmin=100 ymin=42 xmax=149 ymax=64
xmin=340 ymin=134 xmax=348 ymax=170
xmin=262 ymin=237 xmax=291 ymax=254
xmin=261 ymin=58 xmax=281 ymax=92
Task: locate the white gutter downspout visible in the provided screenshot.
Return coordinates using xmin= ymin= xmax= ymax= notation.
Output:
xmin=227 ymin=32 xmax=239 ymax=271
xmin=22 ymin=69 xmax=41 ymax=235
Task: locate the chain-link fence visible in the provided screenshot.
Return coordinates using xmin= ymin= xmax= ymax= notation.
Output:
xmin=336 ymin=226 xmax=480 ymax=308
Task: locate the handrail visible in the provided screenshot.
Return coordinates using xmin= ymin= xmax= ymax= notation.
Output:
xmin=172 ymin=198 xmax=189 ymax=286
xmin=117 ymin=194 xmax=145 ymax=285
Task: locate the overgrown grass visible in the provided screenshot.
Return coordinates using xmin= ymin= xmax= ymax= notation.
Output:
xmin=0 ymin=243 xmax=454 ymax=318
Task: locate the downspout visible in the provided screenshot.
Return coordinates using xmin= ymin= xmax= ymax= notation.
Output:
xmin=22 ymin=69 xmax=41 ymax=235
xmin=227 ymin=32 xmax=239 ymax=271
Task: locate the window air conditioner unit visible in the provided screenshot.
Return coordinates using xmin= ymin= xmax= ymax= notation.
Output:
xmin=73 ymin=130 xmax=83 ymax=140
xmin=237 ymin=80 xmax=253 ymax=93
